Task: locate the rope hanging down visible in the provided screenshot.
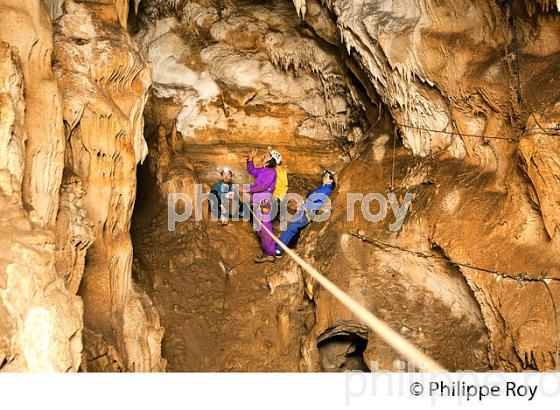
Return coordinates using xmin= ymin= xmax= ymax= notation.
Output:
xmin=248 ymin=207 xmax=446 ymax=372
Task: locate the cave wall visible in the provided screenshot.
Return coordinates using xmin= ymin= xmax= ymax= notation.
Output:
xmin=52 ymin=0 xmax=164 ymax=371
xmin=0 ymin=0 xmax=65 ymax=227
xmin=0 ymin=0 xmax=164 ymax=371
xmin=295 ymin=147 xmax=560 ymax=370
xmin=134 ymin=0 xmax=374 ymax=188
xmin=295 ymin=0 xmax=559 ymax=158
xmin=290 ymin=0 xmax=560 ymax=370
xmin=0 ymin=1 xmax=82 ymax=371
xmin=135 ymin=0 xmax=560 ymax=371
xmin=294 ymin=0 xmax=560 ymax=229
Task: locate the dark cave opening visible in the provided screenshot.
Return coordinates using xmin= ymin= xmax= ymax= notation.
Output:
xmin=317 ymin=322 xmax=370 ymax=372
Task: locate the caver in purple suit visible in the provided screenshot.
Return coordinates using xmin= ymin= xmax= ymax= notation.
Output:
xmin=246 ymin=159 xmax=277 ymax=256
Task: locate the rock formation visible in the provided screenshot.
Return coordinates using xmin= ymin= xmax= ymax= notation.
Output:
xmin=52 ymin=0 xmax=164 ymax=371
xmin=0 ymin=4 xmax=82 ymax=370
xmin=1 ymin=0 xmax=559 ymax=372
xmin=1 ymin=0 xmax=164 ymax=372
xmin=134 ymin=0 xmax=370 ymax=185
xmin=287 ymin=0 xmax=560 ymax=371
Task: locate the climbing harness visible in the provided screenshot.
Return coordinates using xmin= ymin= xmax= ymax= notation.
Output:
xmin=248 ymin=207 xmax=446 ymax=371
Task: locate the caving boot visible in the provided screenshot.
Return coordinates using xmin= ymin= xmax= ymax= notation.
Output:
xmin=254 ymin=254 xmax=275 ymax=263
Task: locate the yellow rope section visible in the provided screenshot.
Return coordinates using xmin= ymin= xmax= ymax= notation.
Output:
xmin=248 ymin=207 xmax=446 ymax=372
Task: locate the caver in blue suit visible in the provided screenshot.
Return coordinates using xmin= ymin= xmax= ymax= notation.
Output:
xmin=275 ymin=182 xmax=335 ymax=256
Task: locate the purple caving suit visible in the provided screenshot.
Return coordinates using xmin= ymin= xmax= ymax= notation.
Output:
xmin=246 ymin=159 xmax=277 ymax=256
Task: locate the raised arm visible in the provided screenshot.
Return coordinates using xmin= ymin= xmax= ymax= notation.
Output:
xmin=247 ymin=159 xmax=259 ymax=178
xmin=246 ymin=149 xmax=259 ymax=177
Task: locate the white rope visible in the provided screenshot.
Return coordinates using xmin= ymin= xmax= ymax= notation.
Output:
xmin=248 ymin=207 xmax=446 ymax=372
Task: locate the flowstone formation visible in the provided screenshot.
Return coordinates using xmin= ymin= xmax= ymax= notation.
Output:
xmin=0 ymin=1 xmax=82 ymax=371
xmin=1 ymin=0 xmax=164 ymax=372
xmin=52 ymin=0 xmax=165 ymax=371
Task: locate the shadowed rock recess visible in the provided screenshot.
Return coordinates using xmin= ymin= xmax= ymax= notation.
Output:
xmin=0 ymin=0 xmax=559 ymax=371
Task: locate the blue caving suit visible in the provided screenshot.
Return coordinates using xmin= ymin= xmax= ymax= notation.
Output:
xmin=275 ymin=182 xmax=335 ymax=256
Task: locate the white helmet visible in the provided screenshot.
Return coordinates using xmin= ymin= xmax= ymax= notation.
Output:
xmin=322 ymin=168 xmax=336 ymax=179
xmin=220 ymin=167 xmax=233 ymax=176
xmin=322 ymin=168 xmax=336 ymax=183
xmin=267 ymin=146 xmax=282 ymax=165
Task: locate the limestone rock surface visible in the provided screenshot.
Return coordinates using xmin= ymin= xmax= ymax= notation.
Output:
xmin=53 ymin=0 xmax=165 ymax=371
